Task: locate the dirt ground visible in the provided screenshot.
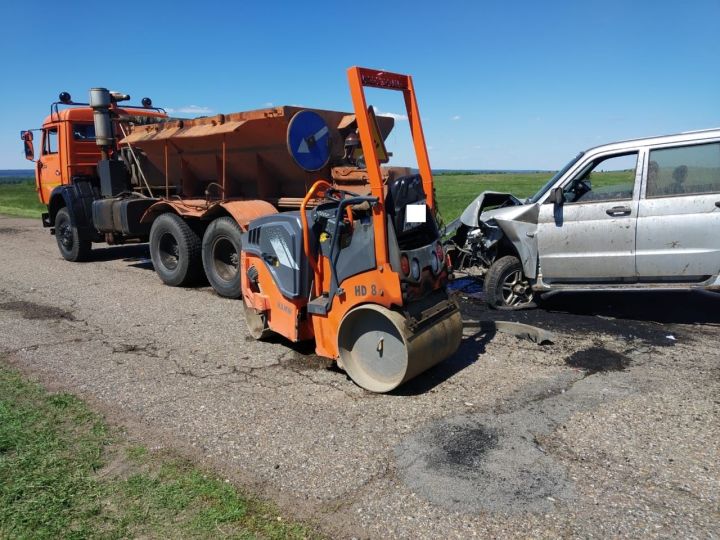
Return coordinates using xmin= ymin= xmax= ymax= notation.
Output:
xmin=0 ymin=215 xmax=718 ymax=539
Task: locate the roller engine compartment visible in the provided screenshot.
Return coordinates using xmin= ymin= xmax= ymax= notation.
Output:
xmin=385 ymin=174 xmax=450 ymax=301
xmin=243 ymin=174 xmax=450 ymax=316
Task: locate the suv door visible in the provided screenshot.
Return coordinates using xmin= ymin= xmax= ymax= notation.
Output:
xmin=537 ymin=152 xmax=640 ymax=281
xmin=38 ymin=125 xmax=62 ymax=204
xmin=636 ymin=140 xmax=720 ymax=279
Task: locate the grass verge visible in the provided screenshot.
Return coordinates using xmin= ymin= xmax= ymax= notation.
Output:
xmin=0 ymin=179 xmax=45 ymax=219
xmin=0 ymin=363 xmax=318 ymax=539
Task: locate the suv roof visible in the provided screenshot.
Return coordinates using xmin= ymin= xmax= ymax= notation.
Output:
xmin=585 ymin=127 xmax=720 ymax=155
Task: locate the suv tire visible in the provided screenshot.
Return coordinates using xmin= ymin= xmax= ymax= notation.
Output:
xmin=485 ymin=255 xmax=536 ymax=310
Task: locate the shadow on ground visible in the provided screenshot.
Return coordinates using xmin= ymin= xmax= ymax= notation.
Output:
xmin=88 ymin=244 xmax=152 ymax=267
xmin=456 ymin=280 xmax=720 ymax=346
xmin=393 ymin=325 xmax=497 ymax=396
xmin=540 ymin=289 xmax=720 ymax=325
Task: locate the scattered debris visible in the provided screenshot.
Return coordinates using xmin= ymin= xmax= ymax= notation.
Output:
xmin=0 ymin=301 xmax=75 ymax=321
xmin=279 ymin=350 xmax=334 ymax=371
xmin=432 ymin=424 xmax=498 ymax=469
xmin=495 ymin=320 xmax=555 ymax=344
xmin=462 ymin=319 xmax=554 ymax=345
xmin=565 ymin=347 xmax=631 ymax=374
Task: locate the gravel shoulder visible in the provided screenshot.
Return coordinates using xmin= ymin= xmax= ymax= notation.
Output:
xmin=1 ymin=215 xmax=718 ymax=538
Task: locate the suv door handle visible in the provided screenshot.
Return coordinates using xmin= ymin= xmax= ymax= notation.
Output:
xmin=715 ymin=201 xmax=720 ymax=208
xmin=606 ymin=206 xmax=631 ymax=216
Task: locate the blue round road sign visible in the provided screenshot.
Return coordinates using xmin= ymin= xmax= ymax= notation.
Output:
xmin=287 ymin=110 xmax=331 ymax=171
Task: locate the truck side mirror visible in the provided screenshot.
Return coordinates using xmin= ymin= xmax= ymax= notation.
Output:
xmin=21 ymin=131 xmax=35 ymax=161
xmin=552 ymin=186 xmax=564 ymax=206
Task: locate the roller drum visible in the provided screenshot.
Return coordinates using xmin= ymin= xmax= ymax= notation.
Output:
xmin=337 ymin=303 xmax=462 ymax=393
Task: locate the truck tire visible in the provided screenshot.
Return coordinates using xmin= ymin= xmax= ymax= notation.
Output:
xmin=202 ymin=217 xmax=242 ymax=298
xmin=149 ymin=213 xmax=203 ymax=287
xmin=484 ymin=255 xmax=536 ymax=310
xmin=54 ymin=207 xmax=91 ymax=262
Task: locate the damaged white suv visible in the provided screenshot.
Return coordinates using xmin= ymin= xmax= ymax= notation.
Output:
xmin=445 ymin=128 xmax=720 ymax=309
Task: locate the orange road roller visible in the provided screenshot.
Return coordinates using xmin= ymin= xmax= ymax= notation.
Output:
xmin=240 ymin=67 xmax=463 ymax=392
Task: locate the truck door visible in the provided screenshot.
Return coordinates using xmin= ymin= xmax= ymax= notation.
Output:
xmin=38 ymin=125 xmax=62 ymax=204
xmin=636 ymin=140 xmax=720 ymax=279
xmin=536 ymin=152 xmax=640 ymax=281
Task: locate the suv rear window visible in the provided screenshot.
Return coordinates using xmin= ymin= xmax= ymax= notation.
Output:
xmin=647 ymin=142 xmax=720 ymax=197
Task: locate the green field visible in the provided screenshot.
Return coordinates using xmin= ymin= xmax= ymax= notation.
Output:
xmin=1 ymin=174 xmax=553 ymax=222
xmin=0 ymin=363 xmax=318 ymax=539
xmin=435 ymin=170 xmax=635 ymax=221
xmin=434 ymin=172 xmax=551 ymax=221
xmin=0 ymin=170 xmax=632 ymax=223
xmin=0 ymin=178 xmax=45 ymax=218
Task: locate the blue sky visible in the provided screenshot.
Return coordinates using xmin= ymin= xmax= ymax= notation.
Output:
xmin=1 ymin=0 xmax=718 ymax=170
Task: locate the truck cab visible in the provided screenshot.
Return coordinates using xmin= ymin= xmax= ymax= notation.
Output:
xmin=21 ymin=92 xmax=167 ymax=257
xmin=32 ymin=107 xmax=103 ymax=205
xmin=25 ymin=98 xmax=166 ymax=201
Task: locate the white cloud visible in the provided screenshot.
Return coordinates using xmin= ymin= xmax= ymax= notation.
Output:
xmin=263 ymin=102 xmax=274 ymax=107
xmin=165 ymin=105 xmax=213 ymax=115
xmin=372 ymin=106 xmax=408 ymax=121
xmin=382 ymin=112 xmax=409 ymax=121
xmin=451 ymin=115 xmax=461 ymax=121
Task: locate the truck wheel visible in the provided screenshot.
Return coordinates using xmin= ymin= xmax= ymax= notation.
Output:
xmin=484 ymin=255 xmax=536 ymax=310
xmin=55 ymin=207 xmax=91 ymax=262
xmin=149 ymin=213 xmax=202 ymax=287
xmin=202 ymin=217 xmax=242 ymax=298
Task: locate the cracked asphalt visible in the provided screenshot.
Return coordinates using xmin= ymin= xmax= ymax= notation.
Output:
xmin=1 ymin=215 xmax=719 ymax=538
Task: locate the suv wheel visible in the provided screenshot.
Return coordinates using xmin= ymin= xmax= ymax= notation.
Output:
xmin=484 ymin=255 xmax=536 ymax=310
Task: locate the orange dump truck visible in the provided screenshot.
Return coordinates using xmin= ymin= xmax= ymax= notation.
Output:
xmin=22 ymin=67 xmax=462 ymax=392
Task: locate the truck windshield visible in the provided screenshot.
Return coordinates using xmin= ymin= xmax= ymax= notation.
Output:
xmin=527 ymin=152 xmax=584 ymax=204
xmin=72 ymin=123 xmax=96 ymax=141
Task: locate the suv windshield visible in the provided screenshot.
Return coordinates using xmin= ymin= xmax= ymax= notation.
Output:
xmin=527 ymin=152 xmax=584 ymax=204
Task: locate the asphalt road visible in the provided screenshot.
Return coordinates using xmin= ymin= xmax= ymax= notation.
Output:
xmin=1 ymin=215 xmax=718 ymax=538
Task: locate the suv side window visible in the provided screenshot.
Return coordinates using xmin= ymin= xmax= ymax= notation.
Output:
xmin=646 ymin=142 xmax=720 ymax=198
xmin=43 ymin=127 xmax=58 ymax=155
xmin=562 ymin=152 xmax=637 ymax=204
